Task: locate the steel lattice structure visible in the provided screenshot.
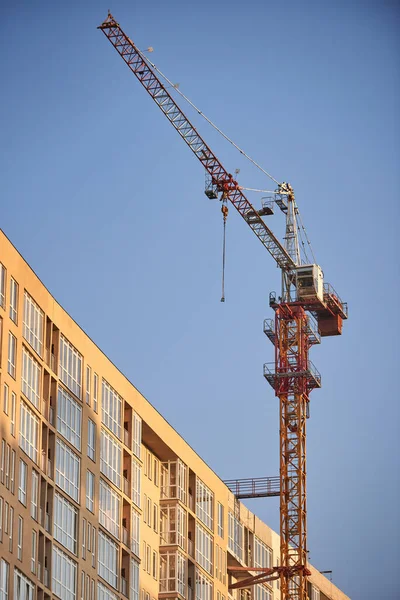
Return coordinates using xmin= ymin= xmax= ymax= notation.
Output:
xmin=99 ymin=13 xmax=347 ymax=600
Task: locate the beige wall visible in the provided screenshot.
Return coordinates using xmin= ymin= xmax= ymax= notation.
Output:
xmin=0 ymin=229 xmax=349 ymax=600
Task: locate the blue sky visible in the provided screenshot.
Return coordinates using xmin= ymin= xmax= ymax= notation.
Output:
xmin=1 ymin=1 xmax=399 ymax=598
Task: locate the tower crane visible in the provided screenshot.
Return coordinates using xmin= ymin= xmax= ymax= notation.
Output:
xmin=99 ymin=13 xmax=348 ymax=600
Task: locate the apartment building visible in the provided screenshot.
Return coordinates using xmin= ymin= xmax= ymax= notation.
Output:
xmin=0 ymin=229 xmax=350 ymax=600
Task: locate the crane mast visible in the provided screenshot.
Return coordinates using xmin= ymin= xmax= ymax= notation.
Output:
xmin=99 ymin=14 xmax=347 ymax=600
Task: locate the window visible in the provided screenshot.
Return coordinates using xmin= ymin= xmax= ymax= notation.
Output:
xmin=10 ymin=450 xmax=15 ymax=494
xmin=311 ymin=585 xmax=320 ymax=600
xmin=52 ymin=544 xmax=77 ymax=600
xmin=0 ymin=498 xmax=3 ymax=543
xmin=132 ymin=458 xmax=141 ymax=508
xmin=3 ymin=383 xmax=8 ymax=414
xmin=21 ymin=347 xmax=41 ymax=409
xmin=228 ymin=512 xmax=243 ymax=561
xmin=160 ymin=551 xmax=186 ymax=596
xmin=0 ymin=559 xmax=9 ymax=599
xmin=99 ymin=479 xmax=121 ymax=540
xmin=18 ymin=460 xmax=27 ymax=505
xmin=10 ymin=393 xmax=16 ymax=437
xmin=82 ymin=518 xmax=86 ymax=559
xmin=9 ymin=278 xmax=18 ymax=323
xmin=153 ymin=457 xmax=159 ymax=486
xmin=54 ymin=492 xmax=78 ymax=554
xmin=7 ymin=333 xmax=16 ymax=379
xmin=215 ymin=544 xmax=226 ymax=584
xmin=131 ymin=507 xmax=140 ymax=557
xmin=23 ymin=291 xmax=44 ymax=356
xmin=57 ymin=386 xmax=82 ymax=450
xmin=56 ymin=438 xmax=80 ymax=502
xmin=101 ymin=379 xmax=122 ymax=439
xmin=31 ymin=470 xmax=39 ymax=520
xmin=196 ymin=478 xmax=213 ymax=530
xmin=97 ymin=581 xmax=118 ymax=600
xmin=195 ymin=568 xmax=213 ymax=600
xmin=153 ymin=503 xmax=158 ymax=533
xmin=254 ymin=536 xmax=272 ymax=570
xmin=145 ymin=451 xmax=152 ymax=480
xmin=98 ymin=530 xmax=118 ymax=589
xmin=255 ymin=585 xmax=272 ymax=600
xmin=132 ymin=412 xmax=142 ymax=459
xmin=217 ymin=502 xmax=224 ymax=538
xmin=130 ymin=558 xmax=139 ymax=600
xmin=152 ymin=551 xmax=158 ymax=579
xmin=14 ymin=568 xmax=35 ymax=600
xmin=87 ymin=419 xmax=96 ymax=461
xmin=19 ymin=400 xmax=39 ymax=463
xmin=93 ymin=373 xmax=98 ymax=413
xmin=59 ymin=335 xmax=82 ymax=399
xmin=196 ymin=523 xmax=213 ymax=575
xmin=31 ymin=530 xmax=37 ymax=574
xmin=8 ymin=506 xmax=13 ymax=552
xmin=144 ymin=494 xmax=151 ymax=526
xmin=17 ymin=516 xmax=23 ymax=560
xmin=86 ymin=470 xmax=95 ymax=513
xmin=100 ymin=428 xmax=121 ymax=488
xmin=160 ymin=504 xmax=186 ymax=549
xmin=0 ymin=264 xmax=5 ymax=309
xmin=86 ymin=365 xmax=91 ymax=405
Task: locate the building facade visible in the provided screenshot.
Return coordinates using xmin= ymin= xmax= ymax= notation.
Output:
xmin=0 ymin=230 xmax=350 ymax=600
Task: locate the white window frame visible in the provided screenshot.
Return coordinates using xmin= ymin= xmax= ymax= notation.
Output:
xmin=21 ymin=346 xmax=41 ymax=409
xmin=57 ymin=386 xmax=82 ymax=451
xmin=86 ymin=470 xmax=95 ymax=513
xmin=19 ymin=400 xmax=39 ymax=464
xmin=23 ymin=291 xmax=44 ymax=357
xmin=14 ymin=568 xmax=35 ymax=600
xmin=87 ymin=419 xmax=96 ymax=461
xmin=131 ymin=507 xmax=140 ymax=557
xmin=196 ymin=522 xmax=213 ymax=575
xmin=18 ymin=459 xmax=27 ymax=506
xmin=100 ymin=428 xmax=121 ymax=489
xmin=98 ymin=530 xmax=119 ymax=590
xmin=101 ymin=379 xmax=122 ymax=439
xmin=99 ymin=478 xmax=121 ymax=540
xmin=7 ymin=332 xmax=16 ymax=379
xmin=196 ymin=478 xmax=213 ymax=530
xmin=56 ymin=438 xmax=80 ymax=502
xmin=9 ymin=278 xmax=18 ymax=324
xmin=31 ymin=469 xmax=39 ymax=520
xmin=0 ymin=263 xmax=5 ymax=309
xmin=54 ymin=492 xmax=78 ymax=554
xmin=59 ymin=335 xmax=82 ymax=399
xmin=52 ymin=544 xmax=77 ymax=600
xmin=132 ymin=412 xmax=141 ymax=459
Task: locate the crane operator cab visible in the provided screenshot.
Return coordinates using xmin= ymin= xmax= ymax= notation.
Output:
xmin=296 ymin=264 xmax=324 ymax=304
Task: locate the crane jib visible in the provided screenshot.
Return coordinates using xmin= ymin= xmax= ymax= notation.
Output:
xmin=98 ymin=14 xmax=295 ymax=272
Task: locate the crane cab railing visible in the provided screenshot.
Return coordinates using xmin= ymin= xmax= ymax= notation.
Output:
xmin=263 ymin=360 xmax=322 ymax=391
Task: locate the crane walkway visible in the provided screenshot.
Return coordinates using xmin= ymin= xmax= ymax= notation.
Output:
xmin=224 ymin=476 xmax=280 ymax=499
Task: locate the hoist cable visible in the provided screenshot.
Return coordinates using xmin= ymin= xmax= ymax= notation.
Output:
xmin=140 ymin=53 xmax=280 ymax=186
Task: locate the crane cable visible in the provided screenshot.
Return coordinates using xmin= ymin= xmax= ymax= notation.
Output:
xmin=221 ymin=202 xmax=228 ymax=302
xmin=140 ymin=52 xmax=280 ymax=186
xmin=140 ymin=50 xmax=318 ymax=267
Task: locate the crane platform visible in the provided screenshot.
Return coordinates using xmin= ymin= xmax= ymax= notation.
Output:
xmin=224 ymin=476 xmax=280 ymax=499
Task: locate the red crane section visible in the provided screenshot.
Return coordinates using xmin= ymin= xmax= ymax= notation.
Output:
xmin=98 ymin=13 xmax=294 ymax=272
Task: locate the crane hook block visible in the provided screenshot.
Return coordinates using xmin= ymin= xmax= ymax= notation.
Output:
xmin=221 ymin=204 xmax=229 ymax=219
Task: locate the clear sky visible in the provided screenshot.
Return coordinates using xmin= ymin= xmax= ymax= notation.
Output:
xmin=1 ymin=1 xmax=399 ymax=598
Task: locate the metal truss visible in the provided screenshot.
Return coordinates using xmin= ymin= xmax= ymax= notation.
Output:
xmin=98 ymin=13 xmax=295 ymax=271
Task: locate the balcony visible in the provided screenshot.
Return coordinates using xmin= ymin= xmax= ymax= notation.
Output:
xmin=123 ymin=477 xmax=130 ymax=497
xmin=188 ymin=538 xmax=194 ymax=558
xmin=44 ymin=567 xmax=49 ymax=588
xmin=123 ymin=428 xmax=130 ymax=448
xmin=45 ymin=513 xmax=51 ymax=533
xmin=122 ymin=526 xmax=129 ymax=547
xmin=121 ymin=577 xmax=128 ymax=597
